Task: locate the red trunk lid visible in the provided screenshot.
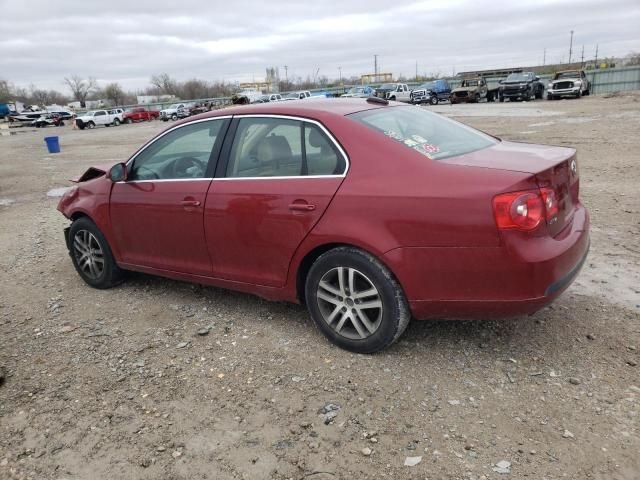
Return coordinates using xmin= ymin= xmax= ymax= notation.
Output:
xmin=441 ymin=141 xmax=579 ymax=236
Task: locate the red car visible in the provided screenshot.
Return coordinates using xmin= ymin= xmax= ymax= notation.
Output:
xmin=57 ymin=98 xmax=589 ymax=353
xmin=122 ymin=107 xmax=159 ymax=123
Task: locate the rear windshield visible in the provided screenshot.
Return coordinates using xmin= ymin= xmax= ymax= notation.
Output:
xmin=350 ymin=106 xmax=496 ymax=160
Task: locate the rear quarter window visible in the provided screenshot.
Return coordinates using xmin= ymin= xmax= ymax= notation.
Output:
xmin=349 ymin=106 xmax=496 ymax=160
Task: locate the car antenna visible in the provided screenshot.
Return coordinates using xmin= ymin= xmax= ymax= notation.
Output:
xmin=366 ymin=97 xmax=389 ymax=105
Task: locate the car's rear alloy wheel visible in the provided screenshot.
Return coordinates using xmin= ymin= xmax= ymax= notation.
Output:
xmin=69 ymin=217 xmax=123 ymax=289
xmin=113 ymin=118 xmax=120 ymax=126
xmin=305 ymin=247 xmax=410 ymax=353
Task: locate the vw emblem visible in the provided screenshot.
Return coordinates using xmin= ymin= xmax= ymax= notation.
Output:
xmin=570 ymin=159 xmax=577 ymax=175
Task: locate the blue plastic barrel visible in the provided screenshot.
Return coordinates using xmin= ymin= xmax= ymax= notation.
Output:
xmin=44 ymin=136 xmax=60 ymax=154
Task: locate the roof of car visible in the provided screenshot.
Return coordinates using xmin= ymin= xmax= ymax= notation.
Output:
xmin=190 ymin=98 xmax=388 ymax=121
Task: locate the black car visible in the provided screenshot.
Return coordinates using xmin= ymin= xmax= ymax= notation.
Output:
xmin=499 ymin=72 xmax=544 ymax=102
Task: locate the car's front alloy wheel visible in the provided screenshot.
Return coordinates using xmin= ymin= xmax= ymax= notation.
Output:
xmin=305 ymin=247 xmax=410 ymax=353
xmin=69 ymin=217 xmax=123 ymax=289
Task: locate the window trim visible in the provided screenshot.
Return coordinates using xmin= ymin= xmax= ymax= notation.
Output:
xmin=213 ymin=114 xmax=350 ymax=181
xmin=122 ymin=116 xmax=232 ymax=183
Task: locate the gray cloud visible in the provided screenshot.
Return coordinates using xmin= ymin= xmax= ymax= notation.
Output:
xmin=1 ymin=0 xmax=638 ymax=92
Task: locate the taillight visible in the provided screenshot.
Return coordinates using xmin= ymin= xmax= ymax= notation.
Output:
xmin=540 ymin=187 xmax=558 ymax=221
xmin=493 ymin=190 xmax=545 ymax=231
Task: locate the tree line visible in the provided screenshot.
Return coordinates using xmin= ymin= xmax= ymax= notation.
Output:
xmin=1 ymin=72 xmax=356 ymax=109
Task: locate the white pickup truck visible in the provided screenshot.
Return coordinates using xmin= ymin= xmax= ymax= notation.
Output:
xmin=160 ymin=103 xmax=191 ymax=121
xmin=75 ymin=109 xmax=124 ymax=129
xmin=383 ymin=83 xmax=412 ymax=102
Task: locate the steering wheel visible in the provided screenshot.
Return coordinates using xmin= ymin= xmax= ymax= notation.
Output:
xmin=172 ymin=156 xmax=206 ymax=178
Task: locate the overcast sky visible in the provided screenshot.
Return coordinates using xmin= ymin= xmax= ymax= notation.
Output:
xmin=1 ymin=0 xmax=638 ymax=92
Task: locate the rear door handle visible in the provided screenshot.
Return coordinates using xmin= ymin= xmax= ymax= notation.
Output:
xmin=289 ymin=203 xmax=316 ymax=212
xmin=180 ymin=200 xmax=201 ymax=207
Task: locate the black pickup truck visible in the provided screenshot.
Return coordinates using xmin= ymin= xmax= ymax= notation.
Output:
xmin=499 ymin=72 xmax=544 ymax=102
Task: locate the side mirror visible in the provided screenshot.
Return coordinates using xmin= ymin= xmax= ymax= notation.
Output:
xmin=109 ymin=163 xmax=127 ymax=182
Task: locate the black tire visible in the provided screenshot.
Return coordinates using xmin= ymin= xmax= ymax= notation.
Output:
xmin=576 ymin=89 xmax=582 ymax=99
xmin=429 ymin=95 xmax=438 ymax=105
xmin=305 ymin=247 xmax=410 ymax=353
xmin=535 ymin=86 xmax=543 ymax=99
xmin=77 ymin=120 xmax=85 ymax=130
xmin=499 ymin=94 xmax=504 ymax=102
xmin=68 ymin=217 xmax=124 ymax=289
xmin=88 ymin=121 xmax=95 ymax=129
xmin=584 ymin=86 xmax=590 ymax=96
xmin=113 ymin=118 xmax=120 ymax=126
xmin=389 ymin=96 xmax=396 ymax=101
xmin=125 ymin=118 xmax=132 ymax=124
xmin=171 ymin=113 xmax=178 ymax=121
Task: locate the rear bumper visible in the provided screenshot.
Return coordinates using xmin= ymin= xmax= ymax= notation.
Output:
xmin=385 ymin=204 xmax=590 ymax=319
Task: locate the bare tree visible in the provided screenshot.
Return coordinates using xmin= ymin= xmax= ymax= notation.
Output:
xmin=64 ymin=75 xmax=96 ymax=107
xmin=150 ymin=73 xmax=178 ymax=96
xmin=0 ymin=79 xmax=11 ymax=103
xmin=104 ymin=82 xmax=126 ymax=106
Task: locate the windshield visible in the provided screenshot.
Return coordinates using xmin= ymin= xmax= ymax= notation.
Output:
xmin=380 ymin=83 xmax=396 ymax=89
xmin=348 ymin=87 xmax=365 ymax=94
xmin=555 ymin=71 xmax=580 ymax=79
xmin=505 ymin=73 xmax=529 ymax=82
xmin=168 ymin=104 xmax=180 ymax=109
xmin=86 ymin=111 xmax=97 ymax=116
xmin=350 ymin=106 xmax=496 ymax=160
xmin=463 ymin=80 xmax=478 ymax=87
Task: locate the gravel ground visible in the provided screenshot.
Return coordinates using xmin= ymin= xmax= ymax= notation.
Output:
xmin=1 ymin=94 xmax=639 ymax=480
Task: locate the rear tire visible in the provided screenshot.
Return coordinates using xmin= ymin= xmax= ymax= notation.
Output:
xmin=68 ymin=217 xmax=124 ymax=289
xmin=171 ymin=113 xmax=178 ymax=121
xmin=113 ymin=118 xmax=120 ymax=126
xmin=305 ymin=247 xmax=410 ymax=353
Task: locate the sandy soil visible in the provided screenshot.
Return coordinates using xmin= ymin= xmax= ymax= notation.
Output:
xmin=1 ymin=94 xmax=639 ymax=480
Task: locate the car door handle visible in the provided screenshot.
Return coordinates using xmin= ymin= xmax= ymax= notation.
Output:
xmin=289 ymin=203 xmax=315 ymax=212
xmin=180 ymin=200 xmax=201 ymax=207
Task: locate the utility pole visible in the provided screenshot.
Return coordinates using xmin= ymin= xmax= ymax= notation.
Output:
xmin=594 ymin=44 xmax=599 ymax=67
xmin=415 ymin=60 xmax=418 ymax=81
xmin=580 ymin=45 xmax=584 ymax=66
xmin=568 ymin=30 xmax=574 ymax=64
xmin=284 ymin=65 xmax=288 ymax=86
xmin=543 ymin=48 xmax=546 ymax=66
xmin=338 ymin=66 xmax=342 ymax=84
xmin=374 ymin=54 xmax=378 ymax=81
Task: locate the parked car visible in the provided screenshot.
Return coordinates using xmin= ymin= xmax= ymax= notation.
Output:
xmin=123 ymin=107 xmax=159 ymax=123
xmin=57 ymin=98 xmax=589 ymax=353
xmin=232 ymin=89 xmax=263 ymax=105
xmin=410 ymin=80 xmax=451 ymax=105
xmin=252 ymin=94 xmax=283 ymax=103
xmin=341 ymin=86 xmax=375 ymax=98
xmin=31 ymin=113 xmax=65 ymax=128
xmin=160 ymin=103 xmax=189 ymax=121
xmin=450 ymin=77 xmax=488 ymax=103
xmin=499 ymin=72 xmax=544 ymax=102
xmin=75 ymin=110 xmax=121 ymax=129
xmin=283 ymin=91 xmax=312 ymax=100
xmin=385 ymin=83 xmax=412 ymax=102
xmin=547 ymin=70 xmax=591 ymax=99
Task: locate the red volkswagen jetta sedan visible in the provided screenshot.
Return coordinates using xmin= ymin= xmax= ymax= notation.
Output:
xmin=58 ymin=98 xmax=589 ymax=353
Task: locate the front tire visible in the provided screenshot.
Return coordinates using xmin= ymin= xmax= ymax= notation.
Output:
xmin=113 ymin=118 xmax=120 ymax=126
xmin=305 ymin=247 xmax=410 ymax=353
xmin=171 ymin=113 xmax=178 ymax=121
xmin=87 ymin=121 xmax=95 ymax=129
xmin=429 ymin=95 xmax=438 ymax=105
xmin=69 ymin=217 xmax=123 ymax=289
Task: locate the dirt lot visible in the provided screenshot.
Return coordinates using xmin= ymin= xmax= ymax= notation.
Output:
xmin=1 ymin=94 xmax=639 ymax=480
